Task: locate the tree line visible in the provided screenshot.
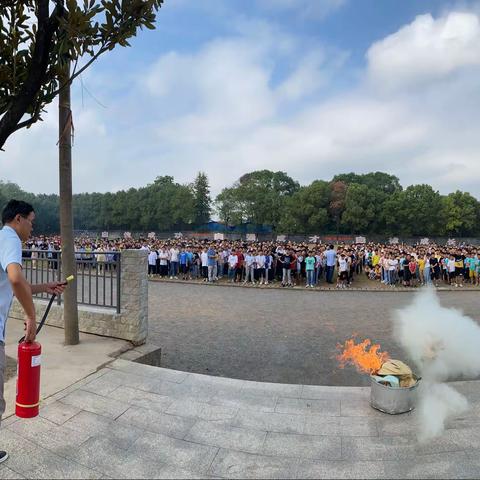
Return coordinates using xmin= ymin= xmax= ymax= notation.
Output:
xmin=0 ymin=173 xmax=211 ymax=234
xmin=1 ymin=170 xmax=479 ymax=236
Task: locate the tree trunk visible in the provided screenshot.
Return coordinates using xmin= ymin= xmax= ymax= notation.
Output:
xmin=58 ymin=61 xmax=79 ymax=345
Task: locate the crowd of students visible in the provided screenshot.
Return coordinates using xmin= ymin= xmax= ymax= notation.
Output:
xmin=23 ymin=236 xmax=480 ymax=288
xmin=143 ymin=240 xmax=480 ymax=289
xmin=363 ymin=245 xmax=480 ymax=287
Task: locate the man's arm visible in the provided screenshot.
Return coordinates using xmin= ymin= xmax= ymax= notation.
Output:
xmin=30 ymin=282 xmax=66 ymax=295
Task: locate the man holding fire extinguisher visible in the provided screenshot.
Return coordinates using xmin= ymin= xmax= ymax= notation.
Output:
xmin=0 ymin=200 xmax=66 ymax=464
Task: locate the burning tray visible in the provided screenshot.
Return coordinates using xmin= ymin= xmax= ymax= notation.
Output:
xmin=370 ymin=375 xmax=421 ymax=414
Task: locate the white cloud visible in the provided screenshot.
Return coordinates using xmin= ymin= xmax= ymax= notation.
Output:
xmin=146 ymin=37 xmax=276 ymax=128
xmin=2 ymin=102 xmax=111 ymax=195
xmin=367 ymin=12 xmax=480 ymax=91
xmin=3 ymin=7 xmax=480 ymax=204
xmin=144 ymin=10 xmax=480 ymax=198
xmin=137 ymin=12 xmax=480 ymax=197
xmin=275 ymin=51 xmax=329 ymax=101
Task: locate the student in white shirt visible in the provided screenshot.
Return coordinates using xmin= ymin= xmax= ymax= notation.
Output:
xmin=243 ymin=252 xmax=255 ymax=284
xmin=200 ymin=249 xmax=209 ymax=281
xmin=256 ymin=253 xmax=266 ymax=285
xmin=388 ymin=255 xmax=398 ymax=286
xmin=158 ymin=248 xmax=169 ymax=277
xmin=447 ymin=256 xmax=456 ymax=285
xmin=169 ymin=246 xmax=179 ymax=278
xmin=227 ymin=253 xmax=238 ymax=282
xmin=337 ymin=253 xmax=348 ymax=288
xmin=148 ymin=249 xmax=158 ymax=276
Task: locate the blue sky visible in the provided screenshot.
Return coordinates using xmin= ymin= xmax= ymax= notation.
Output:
xmin=4 ymin=0 xmax=480 ymax=201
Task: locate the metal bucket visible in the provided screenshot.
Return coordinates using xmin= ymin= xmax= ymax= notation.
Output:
xmin=370 ymin=375 xmax=421 ymax=414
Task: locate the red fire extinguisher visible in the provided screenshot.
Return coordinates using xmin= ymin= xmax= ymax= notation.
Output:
xmin=16 ymin=276 xmax=74 ymax=418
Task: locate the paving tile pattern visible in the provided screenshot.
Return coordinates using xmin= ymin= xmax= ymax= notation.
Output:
xmin=1 ymin=359 xmax=480 ymax=479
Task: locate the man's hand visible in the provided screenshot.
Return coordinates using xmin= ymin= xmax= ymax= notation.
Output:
xmin=24 ymin=319 xmax=36 ymax=343
xmin=45 ymin=281 xmax=67 ymax=295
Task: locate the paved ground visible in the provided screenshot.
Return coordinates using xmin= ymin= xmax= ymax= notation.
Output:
xmin=2 ymin=359 xmax=480 ymax=479
xmin=2 ymin=318 xmax=129 ymax=418
xmin=148 ymin=281 xmax=480 ymax=386
xmin=3 ymin=284 xmax=480 ymax=479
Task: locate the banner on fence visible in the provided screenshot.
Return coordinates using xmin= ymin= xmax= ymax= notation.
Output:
xmin=214 ymin=233 xmax=224 ymax=240
xmin=174 ymin=232 xmax=183 ymax=239
xmin=101 ymin=231 xmax=109 ymax=239
xmin=389 ymin=237 xmax=399 ymax=245
xmin=323 ymin=235 xmax=355 ymax=243
xmin=420 ymin=237 xmax=429 ymax=245
xmin=355 ymin=236 xmax=366 ymax=244
xmin=246 ymin=233 xmax=257 ymax=241
xmin=123 ymin=231 xmax=132 ymax=239
xmin=309 ymin=235 xmax=321 ymax=243
xmin=276 ymin=235 xmax=286 ymax=242
xmin=147 ymin=232 xmax=156 ymax=239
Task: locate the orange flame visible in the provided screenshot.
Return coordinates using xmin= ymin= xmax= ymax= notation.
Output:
xmin=336 ymin=337 xmax=390 ymax=375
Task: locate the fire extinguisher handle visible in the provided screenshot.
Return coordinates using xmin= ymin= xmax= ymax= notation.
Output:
xmin=18 ymin=294 xmax=56 ymax=344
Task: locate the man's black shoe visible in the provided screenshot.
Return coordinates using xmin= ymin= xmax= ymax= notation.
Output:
xmin=0 ymin=451 xmax=8 ymax=464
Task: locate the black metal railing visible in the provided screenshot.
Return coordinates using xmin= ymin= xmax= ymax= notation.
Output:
xmin=22 ymin=250 xmax=121 ymax=313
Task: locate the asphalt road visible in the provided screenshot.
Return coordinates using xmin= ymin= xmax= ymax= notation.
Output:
xmin=148 ymin=282 xmax=480 ymax=386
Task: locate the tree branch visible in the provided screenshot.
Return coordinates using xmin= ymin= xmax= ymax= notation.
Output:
xmin=0 ymin=0 xmax=61 ymax=150
xmin=45 ymin=42 xmax=110 ymax=101
xmin=12 ymin=110 xmax=42 ymax=132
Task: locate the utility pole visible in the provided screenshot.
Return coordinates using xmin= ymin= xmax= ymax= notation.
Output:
xmin=58 ymin=60 xmax=79 ymax=345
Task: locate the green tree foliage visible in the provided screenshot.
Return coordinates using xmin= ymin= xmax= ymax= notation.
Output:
xmin=3 ymin=172 xmax=480 ymax=236
xmin=34 ymin=193 xmax=60 ymax=232
xmin=278 ymin=180 xmax=330 ymax=233
xmin=442 ymin=191 xmax=480 ymax=236
xmin=71 ymin=176 xmax=196 ymax=231
xmin=382 ymin=184 xmax=444 ymax=236
xmin=0 ymin=180 xmax=57 ymax=233
xmin=191 ymin=172 xmax=212 ymax=225
xmin=216 ymin=170 xmax=299 ymax=228
xmin=0 ymin=0 xmax=163 ymax=149
xmin=341 ymin=184 xmax=379 ymax=234
xmin=328 ymin=180 xmax=347 ymax=233
xmin=215 ymin=187 xmax=247 ymax=226
xmin=334 ymin=172 xmax=404 ymax=234
xmin=0 ymin=176 xmax=196 ymax=233
xmin=333 ymin=171 xmax=402 ymax=194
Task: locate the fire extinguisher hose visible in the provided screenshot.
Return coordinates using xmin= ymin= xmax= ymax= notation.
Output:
xmin=18 ymin=275 xmax=75 ymax=343
xmin=18 ymin=294 xmax=56 ymax=344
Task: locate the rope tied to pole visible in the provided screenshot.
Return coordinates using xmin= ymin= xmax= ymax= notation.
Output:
xmin=56 ymin=107 xmax=74 ymax=146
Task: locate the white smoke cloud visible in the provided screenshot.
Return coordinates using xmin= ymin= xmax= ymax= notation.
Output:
xmin=417 ymin=383 xmax=468 ymax=442
xmin=394 ymin=288 xmax=480 ymax=442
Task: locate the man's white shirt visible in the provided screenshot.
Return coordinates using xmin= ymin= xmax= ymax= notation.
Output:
xmin=228 ymin=254 xmax=238 ymax=268
xmin=169 ymin=248 xmax=179 ymax=262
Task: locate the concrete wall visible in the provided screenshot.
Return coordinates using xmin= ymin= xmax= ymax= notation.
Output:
xmin=9 ymin=249 xmax=148 ymax=345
